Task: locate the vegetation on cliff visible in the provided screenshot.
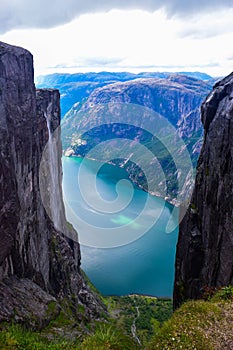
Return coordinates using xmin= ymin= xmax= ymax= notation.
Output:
xmin=0 ymin=286 xmax=233 ymax=349
xmin=148 ymin=286 xmax=233 ymax=350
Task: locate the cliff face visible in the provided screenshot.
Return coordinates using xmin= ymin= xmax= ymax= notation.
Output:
xmin=84 ymin=75 xmax=211 ymax=130
xmin=174 ymin=72 xmax=233 ymax=308
xmin=0 ymin=42 xmax=103 ymax=327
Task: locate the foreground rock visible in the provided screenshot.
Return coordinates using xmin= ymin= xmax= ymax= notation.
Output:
xmin=0 ymin=42 xmax=104 ymax=328
xmin=174 ymin=72 xmax=233 ymax=308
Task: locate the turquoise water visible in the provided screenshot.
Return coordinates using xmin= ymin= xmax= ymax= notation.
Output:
xmin=62 ymin=156 xmax=178 ymax=297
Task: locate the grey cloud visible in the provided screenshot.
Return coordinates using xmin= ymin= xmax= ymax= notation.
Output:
xmin=49 ymin=57 xmax=124 ymax=69
xmin=78 ymin=57 xmax=125 ymax=67
xmin=179 ymin=14 xmax=233 ymax=39
xmin=123 ymin=63 xmax=220 ymax=69
xmin=180 ymin=28 xmax=224 ymax=40
xmin=50 ymin=61 xmax=220 ymax=70
xmin=0 ymin=0 xmax=233 ymax=34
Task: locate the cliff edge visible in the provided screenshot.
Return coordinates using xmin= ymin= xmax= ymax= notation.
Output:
xmin=174 ymin=72 xmax=233 ymax=308
xmin=0 ymin=41 xmax=104 ymax=328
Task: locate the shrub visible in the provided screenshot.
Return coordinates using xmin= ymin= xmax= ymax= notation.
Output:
xmin=79 ymin=323 xmax=136 ymax=350
xmin=212 ymin=285 xmax=233 ymax=301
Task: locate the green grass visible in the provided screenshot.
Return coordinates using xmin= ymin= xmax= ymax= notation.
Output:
xmin=147 ymin=287 xmax=233 ymax=350
xmin=211 ymin=285 xmax=233 ymax=301
xmin=79 ymin=323 xmax=136 ymax=350
xmin=147 ymin=300 xmax=220 ymax=349
xmin=0 ymin=323 xmax=135 ymax=350
xmin=0 ymin=324 xmax=80 ymax=350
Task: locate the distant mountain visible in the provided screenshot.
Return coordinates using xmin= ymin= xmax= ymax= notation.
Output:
xmin=36 ymin=71 xmax=213 ymax=116
xmin=178 ymin=72 xmax=213 ymax=81
xmin=62 ymin=74 xmax=213 ymax=204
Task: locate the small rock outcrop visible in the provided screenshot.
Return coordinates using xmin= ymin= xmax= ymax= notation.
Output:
xmin=0 ymin=42 xmax=104 ymax=328
xmin=174 ymin=72 xmax=233 ymax=308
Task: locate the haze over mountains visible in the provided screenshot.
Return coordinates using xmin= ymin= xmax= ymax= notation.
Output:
xmin=36 ymin=71 xmax=214 ymax=116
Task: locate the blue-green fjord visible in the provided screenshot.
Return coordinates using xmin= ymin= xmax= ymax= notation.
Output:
xmin=62 ymin=156 xmax=178 ymax=297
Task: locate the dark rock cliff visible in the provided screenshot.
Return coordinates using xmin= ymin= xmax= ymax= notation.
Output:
xmin=174 ymin=72 xmax=233 ymax=308
xmin=0 ymin=42 xmax=104 ymax=328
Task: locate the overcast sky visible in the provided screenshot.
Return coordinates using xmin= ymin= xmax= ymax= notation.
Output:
xmin=0 ymin=0 xmax=233 ymax=77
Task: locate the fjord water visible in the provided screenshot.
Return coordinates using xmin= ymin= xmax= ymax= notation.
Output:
xmin=62 ymin=156 xmax=178 ymax=297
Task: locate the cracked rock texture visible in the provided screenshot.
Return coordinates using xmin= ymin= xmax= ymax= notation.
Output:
xmin=174 ymin=72 xmax=233 ymax=308
xmin=0 ymin=41 xmax=104 ymax=327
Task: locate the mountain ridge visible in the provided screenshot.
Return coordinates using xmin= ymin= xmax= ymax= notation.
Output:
xmin=36 ymin=71 xmax=214 ymax=116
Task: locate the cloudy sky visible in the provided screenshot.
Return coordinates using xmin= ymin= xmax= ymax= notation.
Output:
xmin=0 ymin=0 xmax=233 ymax=77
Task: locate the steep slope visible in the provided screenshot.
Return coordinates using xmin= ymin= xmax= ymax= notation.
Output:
xmin=148 ymin=289 xmax=233 ymax=350
xmin=174 ymin=72 xmax=233 ymax=308
xmin=62 ymin=75 xmax=212 ymax=203
xmin=0 ymin=42 xmax=104 ymax=328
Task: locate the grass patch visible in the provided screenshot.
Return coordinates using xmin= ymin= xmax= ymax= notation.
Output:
xmin=0 ymin=324 xmax=80 ymax=350
xmin=211 ymin=285 xmax=233 ymax=302
xmin=147 ymin=297 xmax=232 ymax=350
xmin=79 ymin=323 xmax=136 ymax=350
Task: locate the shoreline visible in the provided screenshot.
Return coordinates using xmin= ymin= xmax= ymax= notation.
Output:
xmin=63 ymin=153 xmax=180 ymax=207
xmin=104 ymin=293 xmax=172 ymax=300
